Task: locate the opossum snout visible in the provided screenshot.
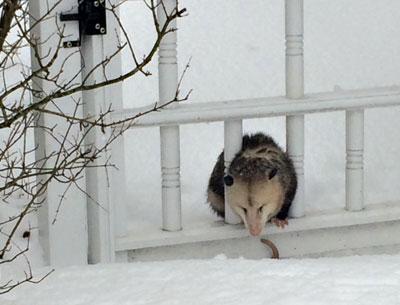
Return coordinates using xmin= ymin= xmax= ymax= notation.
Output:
xmin=245 ymin=209 xmax=264 ymax=236
xmin=249 ymin=225 xmax=262 ymax=236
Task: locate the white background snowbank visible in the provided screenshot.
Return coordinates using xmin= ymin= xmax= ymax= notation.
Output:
xmin=3 ymin=255 xmax=400 ymax=305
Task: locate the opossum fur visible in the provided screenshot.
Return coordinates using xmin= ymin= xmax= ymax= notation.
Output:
xmin=207 ymin=133 xmax=297 ymax=235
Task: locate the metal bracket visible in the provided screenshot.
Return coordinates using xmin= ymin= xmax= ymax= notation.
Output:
xmin=60 ymin=0 xmax=107 ymax=48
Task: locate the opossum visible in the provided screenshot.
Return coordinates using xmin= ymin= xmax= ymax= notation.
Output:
xmin=207 ymin=133 xmax=297 ymax=236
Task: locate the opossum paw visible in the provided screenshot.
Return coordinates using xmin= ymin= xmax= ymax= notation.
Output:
xmin=271 ymin=218 xmax=288 ymax=229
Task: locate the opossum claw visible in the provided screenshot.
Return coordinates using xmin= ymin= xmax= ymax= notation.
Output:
xmin=261 ymin=238 xmax=279 ymax=259
xmin=271 ymin=218 xmax=288 ymax=229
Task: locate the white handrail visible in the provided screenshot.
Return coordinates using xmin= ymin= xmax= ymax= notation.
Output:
xmin=112 ymin=86 xmax=400 ymax=127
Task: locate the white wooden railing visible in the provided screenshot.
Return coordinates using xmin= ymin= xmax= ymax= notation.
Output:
xmin=110 ymin=0 xmax=399 ymax=236
xmin=32 ymin=0 xmax=400 ymax=264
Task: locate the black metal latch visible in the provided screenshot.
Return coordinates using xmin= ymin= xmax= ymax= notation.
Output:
xmin=60 ymin=0 xmax=107 ymax=48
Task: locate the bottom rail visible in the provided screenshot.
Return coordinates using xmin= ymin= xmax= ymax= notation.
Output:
xmin=116 ymin=201 xmax=400 ymax=252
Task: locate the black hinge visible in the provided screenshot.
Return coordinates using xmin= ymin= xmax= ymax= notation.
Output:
xmin=60 ymin=0 xmax=107 ymax=48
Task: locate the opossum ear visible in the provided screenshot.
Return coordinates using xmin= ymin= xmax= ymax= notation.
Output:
xmin=268 ymin=168 xmax=277 ymax=180
xmin=224 ymin=175 xmax=234 ymax=186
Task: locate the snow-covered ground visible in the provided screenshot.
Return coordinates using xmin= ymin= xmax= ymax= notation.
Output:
xmin=3 ymin=254 xmax=400 ymax=305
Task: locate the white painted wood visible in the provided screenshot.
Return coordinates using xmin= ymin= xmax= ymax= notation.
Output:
xmin=285 ymin=0 xmax=305 ymax=218
xmin=224 ymin=120 xmax=243 ymax=224
xmin=126 ymin=220 xmax=400 ymax=261
xmin=113 ymin=86 xmax=400 ymax=127
xmin=29 ymin=0 xmax=87 ymax=266
xmin=114 ymin=251 xmax=129 ymax=263
xmin=80 ymin=31 xmax=112 ymax=264
xmin=102 ymin=0 xmax=129 ymax=262
xmin=160 ymin=126 xmax=182 ymax=231
xmin=287 ymin=116 xmax=304 ymax=217
xmin=115 ymin=201 xmax=400 ymax=251
xmin=158 ymin=0 xmax=182 ymax=231
xmin=346 ymin=110 xmax=365 ymax=211
xmin=81 ymin=0 xmax=129 ymax=263
xmin=285 ymin=0 xmax=304 ymax=97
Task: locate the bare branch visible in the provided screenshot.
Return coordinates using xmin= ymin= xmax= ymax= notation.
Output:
xmin=0 ymin=0 xmax=191 ymax=295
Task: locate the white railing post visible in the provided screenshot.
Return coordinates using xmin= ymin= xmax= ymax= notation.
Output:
xmin=81 ymin=0 xmax=128 ymax=263
xmin=346 ymin=110 xmax=364 ymax=211
xmin=29 ymin=0 xmax=88 ymax=266
xmin=158 ymin=0 xmax=182 ymax=231
xmin=224 ymin=120 xmax=243 ymax=224
xmin=285 ymin=0 xmax=305 ymax=218
xmin=103 ymin=0 xmax=129 ymax=263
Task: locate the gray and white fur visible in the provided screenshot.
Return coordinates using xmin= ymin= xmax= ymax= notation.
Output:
xmin=207 ymin=133 xmax=297 ymax=236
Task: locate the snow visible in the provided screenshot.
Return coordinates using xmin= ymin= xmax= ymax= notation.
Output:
xmin=3 ymin=254 xmax=400 ymax=305
xmin=2 ymin=0 xmax=400 ymax=303
xmin=0 ymin=198 xmax=45 ymax=287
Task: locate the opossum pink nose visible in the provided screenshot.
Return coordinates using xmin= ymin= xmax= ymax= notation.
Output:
xmin=249 ymin=227 xmax=262 ymax=236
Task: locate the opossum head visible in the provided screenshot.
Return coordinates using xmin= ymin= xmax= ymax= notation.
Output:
xmin=225 ymin=170 xmax=283 ymax=236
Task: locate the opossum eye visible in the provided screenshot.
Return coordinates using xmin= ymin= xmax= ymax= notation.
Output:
xmin=242 ymin=207 xmax=247 ymax=214
xmin=268 ymin=168 xmax=277 ymax=179
xmin=258 ymin=206 xmax=263 ymax=214
xmin=223 ymin=175 xmax=234 ymax=186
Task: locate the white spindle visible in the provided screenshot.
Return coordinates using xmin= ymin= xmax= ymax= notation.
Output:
xmin=160 ymin=126 xmax=181 ymax=231
xmin=224 ymin=120 xmax=243 ymax=224
xmin=346 ymin=110 xmax=364 ymax=211
xmin=158 ymin=0 xmax=182 ymax=231
xmin=285 ymin=0 xmax=305 ymax=218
